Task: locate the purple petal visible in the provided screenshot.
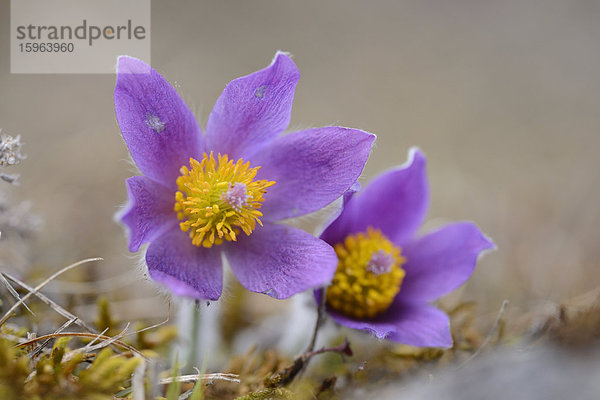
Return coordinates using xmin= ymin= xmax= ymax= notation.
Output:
xmin=225 ymin=223 xmax=337 ymax=299
xmin=119 ymin=176 xmax=177 ymax=252
xmin=205 ymin=52 xmax=300 ymax=159
xmin=115 ymin=56 xmax=204 ymax=189
xmin=249 ymin=127 xmax=375 ymax=221
xmin=320 ymin=148 xmax=428 ymax=246
xmin=146 ymin=227 xmax=223 ymax=300
xmin=329 ymin=299 xmax=452 ymax=348
xmin=398 ymin=222 xmax=495 ymax=302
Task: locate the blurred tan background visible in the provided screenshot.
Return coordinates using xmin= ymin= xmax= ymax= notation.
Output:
xmin=1 ymin=0 xmax=599 ymax=324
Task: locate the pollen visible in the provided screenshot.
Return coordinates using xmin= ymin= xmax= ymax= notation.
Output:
xmin=174 ymin=152 xmax=275 ymax=248
xmin=326 ymin=227 xmax=406 ymax=320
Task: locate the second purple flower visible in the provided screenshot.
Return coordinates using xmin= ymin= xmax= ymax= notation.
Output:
xmin=319 ymin=149 xmax=494 ymax=347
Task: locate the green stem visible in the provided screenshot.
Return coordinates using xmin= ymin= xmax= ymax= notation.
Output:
xmin=187 ymin=301 xmax=201 ymax=372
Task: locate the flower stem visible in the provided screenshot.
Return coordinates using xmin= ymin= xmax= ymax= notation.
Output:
xmin=265 ymin=338 xmax=352 ymax=388
xmin=306 ymin=288 xmax=327 ymax=353
xmin=186 ymin=300 xmax=201 ymax=372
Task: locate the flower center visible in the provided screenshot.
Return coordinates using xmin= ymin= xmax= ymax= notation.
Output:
xmin=174 ymin=152 xmax=275 ymax=248
xmin=326 ymin=227 xmax=406 ymax=320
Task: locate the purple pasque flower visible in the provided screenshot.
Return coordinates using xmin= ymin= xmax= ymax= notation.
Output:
xmin=319 ymin=148 xmax=494 ymax=348
xmin=115 ymin=52 xmax=375 ymax=301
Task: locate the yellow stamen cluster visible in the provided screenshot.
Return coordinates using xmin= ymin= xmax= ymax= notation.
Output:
xmin=326 ymin=227 xmax=406 ymax=319
xmin=174 ymin=152 xmax=275 ymax=248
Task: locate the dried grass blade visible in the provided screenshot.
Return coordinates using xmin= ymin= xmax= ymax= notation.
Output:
xmin=0 ymin=257 xmax=102 ymax=326
xmin=159 ymin=373 xmax=240 ymax=384
xmin=2 ymin=272 xmax=98 ymax=333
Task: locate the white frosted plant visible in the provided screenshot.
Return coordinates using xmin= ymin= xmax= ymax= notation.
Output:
xmin=0 ymin=130 xmax=25 ymax=184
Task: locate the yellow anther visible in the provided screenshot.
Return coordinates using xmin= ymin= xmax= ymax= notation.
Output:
xmin=326 ymin=227 xmax=406 ymax=319
xmin=174 ymin=152 xmax=275 ymax=248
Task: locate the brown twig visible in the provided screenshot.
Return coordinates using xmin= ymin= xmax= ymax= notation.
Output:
xmin=82 ymin=327 xmax=110 ymax=350
xmin=266 ymin=338 xmax=352 ymax=388
xmin=14 ymin=331 xmax=148 ymax=360
xmin=29 ymin=317 xmax=78 ymax=359
xmin=81 ymin=323 xmax=131 ymax=355
xmin=304 ymin=339 xmax=353 ymax=359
